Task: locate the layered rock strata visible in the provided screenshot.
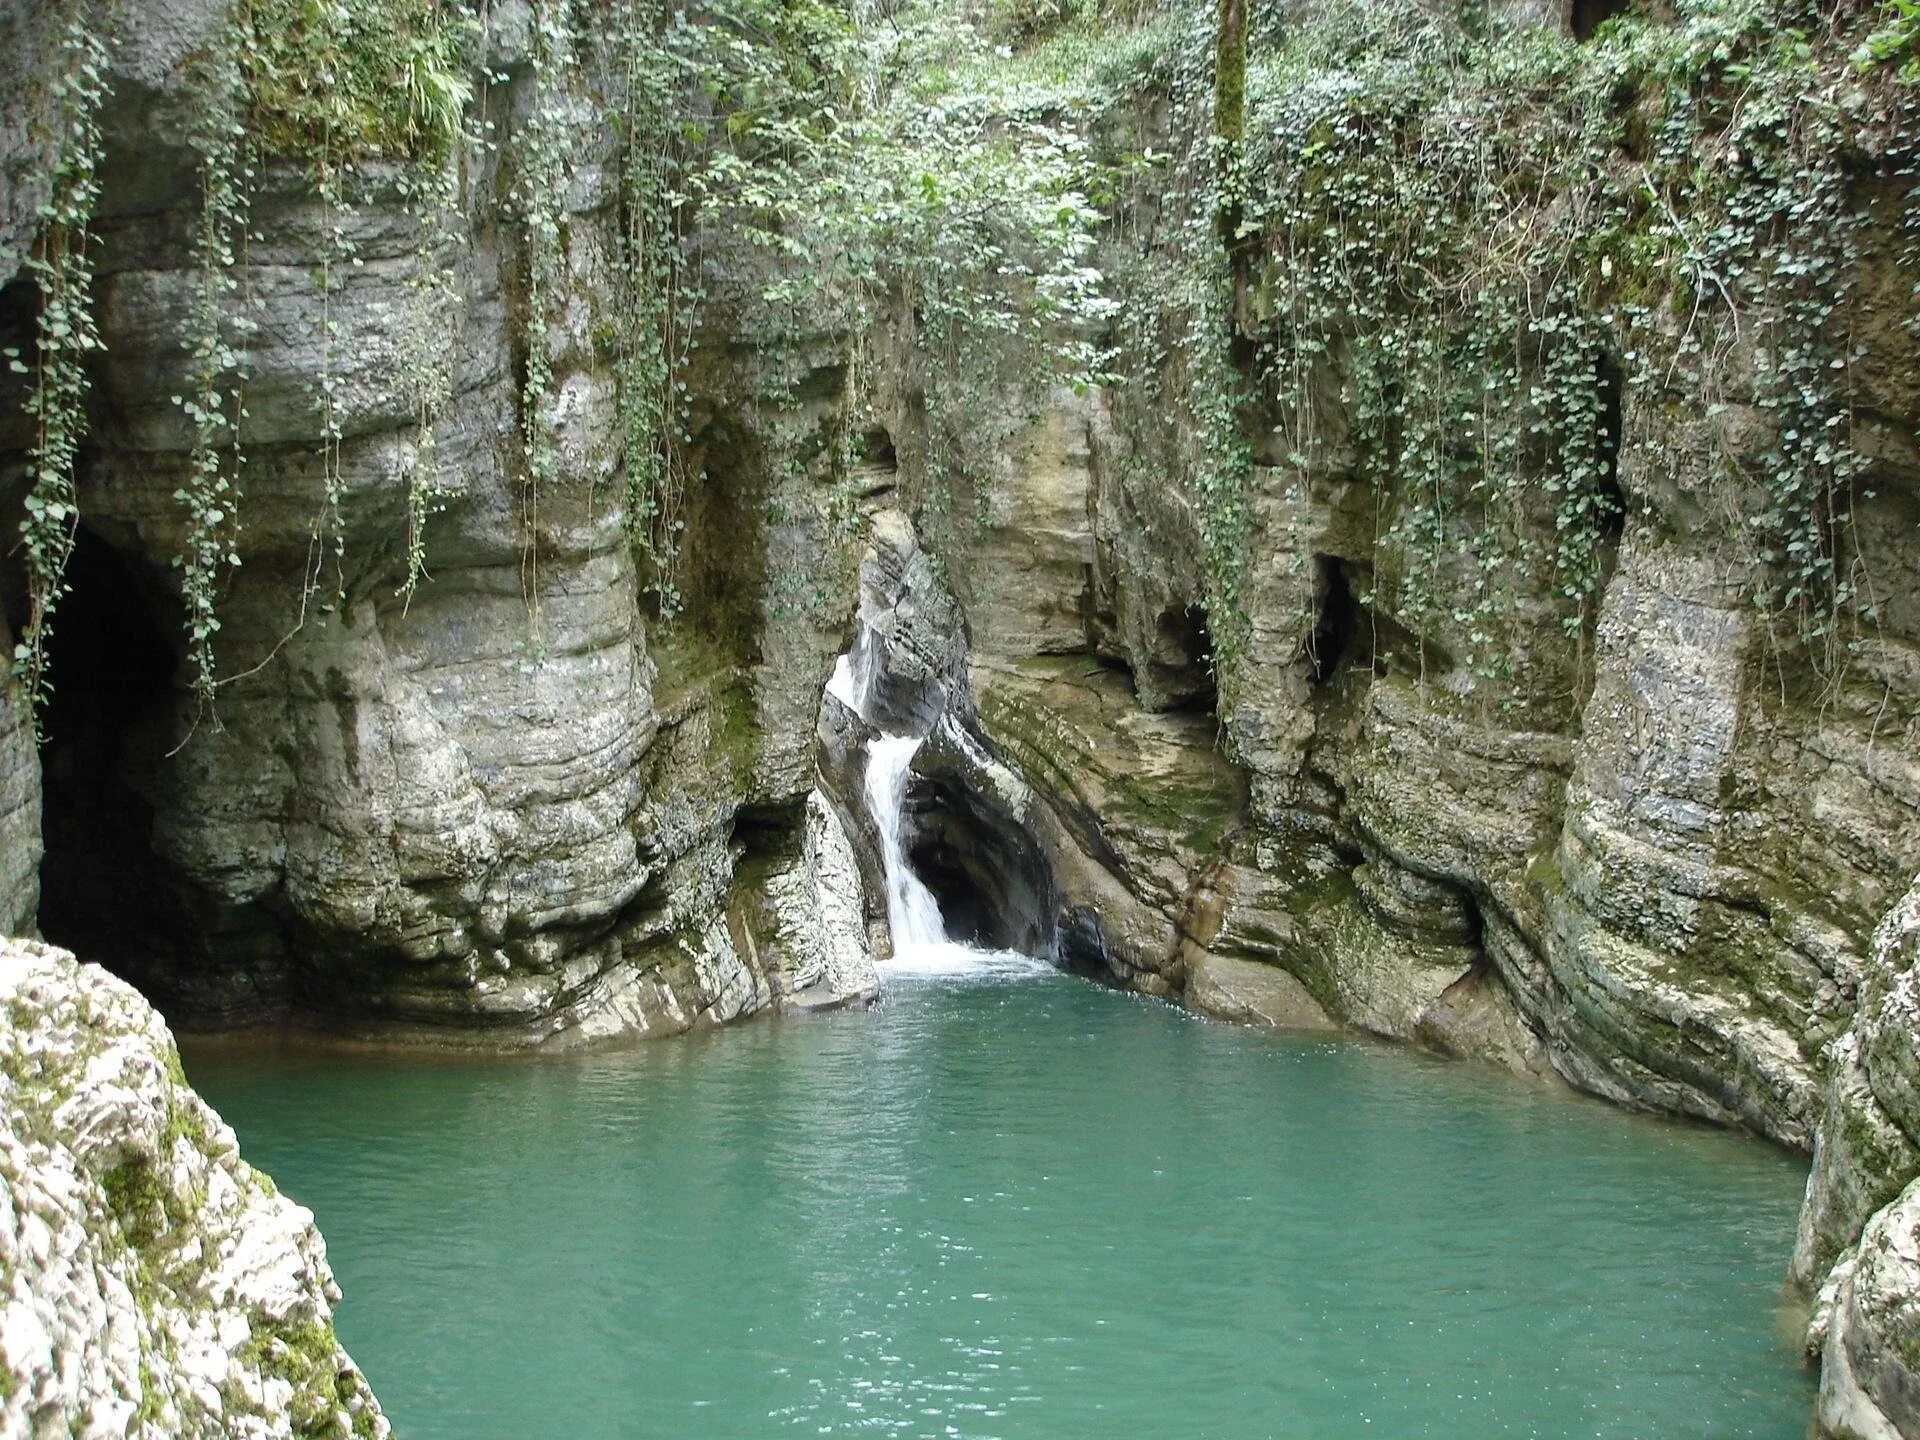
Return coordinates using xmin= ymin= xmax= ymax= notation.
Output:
xmin=0 ymin=3 xmax=874 ymax=1039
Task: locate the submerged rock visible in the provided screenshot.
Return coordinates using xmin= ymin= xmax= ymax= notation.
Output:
xmin=0 ymin=939 xmax=385 ymax=1438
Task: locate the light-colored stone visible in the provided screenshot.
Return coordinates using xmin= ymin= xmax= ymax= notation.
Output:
xmin=1186 ymin=952 xmax=1336 ymax=1030
xmin=0 ymin=939 xmax=386 ymax=1438
xmin=0 ymin=611 xmax=37 ymax=939
xmin=1816 ymin=1177 xmax=1920 ymax=1439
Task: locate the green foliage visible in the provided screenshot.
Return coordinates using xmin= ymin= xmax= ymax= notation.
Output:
xmin=1129 ymin=0 xmax=1906 ymax=690
xmin=394 ymin=137 xmax=465 ymax=606
xmin=1857 ymin=0 xmax=1920 ymax=78
xmin=612 ymin=0 xmax=698 ymax=617
xmin=1601 ymin=0 xmax=1908 ymax=666
xmin=1227 ymin=5 xmax=1633 ymax=686
xmin=13 ymin=0 xmax=1909 ymax=726
xmin=9 ymin=1 xmax=477 ymax=725
xmin=514 ymin=0 xmax=578 ymax=629
xmin=233 ymin=0 xmax=474 ymax=165
xmin=11 ymin=7 xmax=111 ymax=732
xmin=662 ymin=0 xmax=1118 ymax=535
xmin=174 ymin=26 xmax=257 ymax=709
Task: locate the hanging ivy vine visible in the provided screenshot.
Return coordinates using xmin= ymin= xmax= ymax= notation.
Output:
xmin=10 ymin=7 xmax=112 ymax=732
xmin=612 ymin=0 xmax=697 ymax=618
xmin=11 ymin=0 xmax=1912 ymax=726
xmin=175 ymin=27 xmax=255 ymax=709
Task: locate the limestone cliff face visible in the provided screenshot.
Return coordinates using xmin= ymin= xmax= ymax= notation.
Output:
xmin=1795 ymin=879 xmax=1920 ymax=1439
xmin=843 ymin=53 xmax=1920 ymax=1158
xmin=0 ymin=938 xmax=386 ymax=1437
xmin=0 ymin=0 xmax=874 ymax=1039
xmin=0 ymin=1 xmax=1916 ymax=1434
xmin=819 ymin=44 xmax=1917 ymax=1433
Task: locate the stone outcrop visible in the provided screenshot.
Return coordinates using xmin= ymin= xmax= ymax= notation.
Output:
xmin=1797 ymin=879 xmax=1920 ymax=1440
xmin=0 ymin=610 xmax=36 ymax=938
xmin=1814 ymin=1177 xmax=1920 ymax=1440
xmin=0 ymin=938 xmax=385 ymax=1438
xmin=0 ymin=1 xmax=873 ymax=1041
xmin=1795 ymin=877 xmax=1920 ymax=1440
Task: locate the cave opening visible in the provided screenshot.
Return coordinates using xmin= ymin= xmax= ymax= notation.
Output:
xmin=30 ymin=527 xmax=182 ymax=973
xmin=1146 ymin=602 xmax=1217 ymax=713
xmin=861 ymin=427 xmax=898 ymax=472
xmin=1570 ymin=0 xmax=1629 ymax=41
xmin=901 ymin=771 xmax=1054 ymax=955
xmin=1305 ymin=554 xmax=1360 ymax=683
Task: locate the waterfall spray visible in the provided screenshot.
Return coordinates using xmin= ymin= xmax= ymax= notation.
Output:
xmin=825 ymin=625 xmax=954 ymax=960
xmin=824 ymin=625 xmax=1046 ymax=977
xmin=864 ymin=734 xmax=948 ymax=953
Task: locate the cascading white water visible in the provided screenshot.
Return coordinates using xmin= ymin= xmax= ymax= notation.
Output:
xmin=826 ymin=625 xmax=1048 ymax=978
xmin=863 ymin=733 xmax=948 ymax=953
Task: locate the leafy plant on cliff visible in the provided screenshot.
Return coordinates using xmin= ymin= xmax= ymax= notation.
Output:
xmin=1857 ymin=0 xmax=1920 ymax=77
xmin=663 ymin=0 xmax=1118 ymax=540
xmin=1080 ymin=0 xmax=1911 ymax=703
xmin=175 ymin=28 xmax=256 ymax=710
xmin=612 ymin=0 xmax=700 ymax=618
xmin=233 ymin=0 xmax=473 ymax=166
xmin=514 ymin=0 xmax=579 ymax=634
xmin=184 ymin=0 xmax=476 ymax=690
xmin=10 ymin=8 xmax=111 ymax=732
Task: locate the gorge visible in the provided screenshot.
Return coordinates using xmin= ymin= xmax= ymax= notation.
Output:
xmin=1 ymin=0 xmax=1918 ymax=1434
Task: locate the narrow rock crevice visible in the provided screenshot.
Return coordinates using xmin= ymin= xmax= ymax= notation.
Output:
xmin=1146 ymin=602 xmax=1216 ymax=713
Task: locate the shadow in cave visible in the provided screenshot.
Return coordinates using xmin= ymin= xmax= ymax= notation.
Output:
xmin=35 ymin=530 xmax=177 ymax=954
xmin=902 ymin=770 xmax=1054 ymax=955
xmin=1305 ymin=555 xmax=1359 ymax=683
xmin=1147 ymin=603 xmax=1217 ymax=713
xmin=30 ymin=529 xmax=208 ymax=1008
xmin=1570 ymin=0 xmax=1629 ymax=40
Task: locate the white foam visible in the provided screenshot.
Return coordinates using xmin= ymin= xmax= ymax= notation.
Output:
xmin=828 ymin=626 xmax=1053 ymax=989
xmin=864 ymin=733 xmax=948 ymax=951
xmin=882 ymin=942 xmax=1054 ymax=979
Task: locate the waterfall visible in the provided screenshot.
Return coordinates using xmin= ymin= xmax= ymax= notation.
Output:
xmin=863 ymin=733 xmax=948 ymax=953
xmin=825 ymin=625 xmax=955 ymax=960
xmin=826 ymin=624 xmax=1044 ymax=976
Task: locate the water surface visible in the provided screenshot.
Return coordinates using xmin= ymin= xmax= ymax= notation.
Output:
xmin=185 ymin=959 xmax=1814 ymax=1439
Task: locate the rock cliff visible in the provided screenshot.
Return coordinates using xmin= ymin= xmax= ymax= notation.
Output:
xmin=0 ymin=0 xmax=876 ymax=1038
xmin=1 ymin=0 xmax=1917 ymax=1434
xmin=0 ymin=938 xmax=385 ymax=1438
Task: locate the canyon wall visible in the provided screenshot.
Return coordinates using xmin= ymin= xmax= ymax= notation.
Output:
xmin=1 ymin=0 xmax=1917 ymax=1432
xmin=0 ymin=0 xmax=875 ymax=1040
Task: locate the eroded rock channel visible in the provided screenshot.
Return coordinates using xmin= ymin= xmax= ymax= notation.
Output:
xmin=2 ymin=0 xmax=1918 ymax=1434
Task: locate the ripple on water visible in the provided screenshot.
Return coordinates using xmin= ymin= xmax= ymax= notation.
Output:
xmin=183 ymin=958 xmax=1816 ymax=1440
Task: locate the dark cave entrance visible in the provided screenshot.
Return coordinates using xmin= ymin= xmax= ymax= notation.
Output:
xmin=1305 ymin=555 xmax=1360 ymax=682
xmin=1146 ymin=602 xmax=1217 ymax=713
xmin=1570 ymin=0 xmax=1629 ymax=40
xmin=861 ymin=426 xmax=898 ymax=474
xmin=31 ymin=528 xmax=183 ymax=969
xmin=902 ymin=770 xmax=1054 ymax=955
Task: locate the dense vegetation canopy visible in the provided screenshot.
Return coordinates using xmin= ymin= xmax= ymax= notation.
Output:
xmin=7 ymin=0 xmax=1916 ymax=723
